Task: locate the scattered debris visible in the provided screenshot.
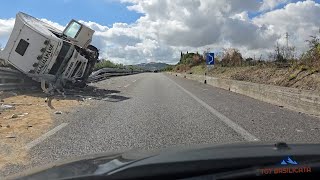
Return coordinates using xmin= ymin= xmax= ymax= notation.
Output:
xmin=11 ymin=114 xmax=18 ymax=119
xmin=8 ymin=103 xmax=32 ymax=106
xmin=0 ymin=104 xmax=15 ymax=110
xmin=54 ymin=111 xmax=63 ymax=115
xmin=5 ymin=134 xmax=16 ymax=138
xmin=8 ymin=92 xmax=18 ymax=96
xmin=17 ymin=113 xmax=29 ymax=117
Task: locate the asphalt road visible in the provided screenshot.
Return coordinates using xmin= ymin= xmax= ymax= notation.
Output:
xmin=2 ymin=73 xmax=320 ymax=177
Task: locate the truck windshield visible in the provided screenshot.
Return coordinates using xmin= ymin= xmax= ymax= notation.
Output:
xmin=64 ymin=21 xmax=81 ymax=38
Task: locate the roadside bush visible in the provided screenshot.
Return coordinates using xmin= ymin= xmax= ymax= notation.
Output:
xmin=94 ymin=60 xmax=125 ymax=70
xmin=220 ymin=48 xmax=243 ymax=67
xmin=301 ymin=36 xmax=320 ymax=70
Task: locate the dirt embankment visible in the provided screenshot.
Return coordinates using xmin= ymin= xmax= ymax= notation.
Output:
xmin=0 ymin=91 xmax=81 ymax=168
xmin=186 ymin=65 xmax=320 ymax=92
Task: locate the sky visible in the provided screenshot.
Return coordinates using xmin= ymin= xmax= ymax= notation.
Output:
xmin=0 ymin=0 xmax=320 ymax=65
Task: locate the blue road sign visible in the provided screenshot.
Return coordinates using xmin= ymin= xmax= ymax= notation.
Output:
xmin=206 ymin=53 xmax=215 ymax=65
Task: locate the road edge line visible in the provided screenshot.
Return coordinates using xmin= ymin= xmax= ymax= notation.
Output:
xmin=165 ymin=75 xmax=259 ymax=142
xmin=25 ymin=123 xmax=68 ymax=150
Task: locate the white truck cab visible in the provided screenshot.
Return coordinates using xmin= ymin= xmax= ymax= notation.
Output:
xmin=0 ymin=12 xmax=99 ymax=92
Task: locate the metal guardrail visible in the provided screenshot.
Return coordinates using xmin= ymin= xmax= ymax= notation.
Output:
xmin=0 ymin=67 xmax=143 ymax=91
xmin=0 ymin=67 xmax=37 ymax=91
xmin=88 ymin=68 xmax=143 ymax=83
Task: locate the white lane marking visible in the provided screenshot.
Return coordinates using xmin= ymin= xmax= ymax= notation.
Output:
xmin=166 ymin=76 xmax=259 ymax=142
xmin=124 ymin=84 xmax=131 ymax=88
xmin=132 ymin=80 xmax=137 ymax=82
xmin=25 ymin=123 xmax=68 ymax=150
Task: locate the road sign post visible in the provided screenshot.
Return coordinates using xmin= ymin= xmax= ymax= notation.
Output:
xmin=205 ymin=53 xmax=215 ymax=84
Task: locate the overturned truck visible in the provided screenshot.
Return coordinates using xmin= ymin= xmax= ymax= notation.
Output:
xmin=0 ymin=12 xmax=99 ymax=93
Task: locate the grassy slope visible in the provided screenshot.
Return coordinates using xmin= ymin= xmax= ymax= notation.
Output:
xmin=185 ymin=65 xmax=320 ymax=92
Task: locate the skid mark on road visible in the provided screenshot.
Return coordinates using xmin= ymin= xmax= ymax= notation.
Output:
xmin=166 ymin=76 xmax=259 ymax=142
xmin=25 ymin=123 xmax=68 ymax=150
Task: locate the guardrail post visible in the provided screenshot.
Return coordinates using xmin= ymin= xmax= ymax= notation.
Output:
xmin=204 ymin=72 xmax=207 ymax=84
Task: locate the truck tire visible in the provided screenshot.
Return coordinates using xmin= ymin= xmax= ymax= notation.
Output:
xmin=87 ymin=45 xmax=99 ymax=60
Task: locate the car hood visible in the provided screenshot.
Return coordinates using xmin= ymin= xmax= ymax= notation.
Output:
xmin=9 ymin=142 xmax=320 ymax=180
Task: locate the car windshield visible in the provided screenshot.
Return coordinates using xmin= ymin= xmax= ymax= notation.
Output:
xmin=0 ymin=0 xmax=320 ymax=179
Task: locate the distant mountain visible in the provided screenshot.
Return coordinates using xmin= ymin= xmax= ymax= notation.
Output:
xmin=135 ymin=62 xmax=169 ymax=71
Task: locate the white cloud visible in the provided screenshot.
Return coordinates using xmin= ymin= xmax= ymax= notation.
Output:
xmin=40 ymin=19 xmax=65 ymax=31
xmin=260 ymin=0 xmax=289 ymax=11
xmin=1 ymin=0 xmax=320 ymax=64
xmin=254 ymin=0 xmax=320 ymax=54
xmin=0 ymin=18 xmax=15 ymax=47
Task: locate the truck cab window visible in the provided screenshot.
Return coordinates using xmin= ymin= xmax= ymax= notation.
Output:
xmin=64 ymin=21 xmax=81 ymax=39
xmin=15 ymin=39 xmax=29 ymax=56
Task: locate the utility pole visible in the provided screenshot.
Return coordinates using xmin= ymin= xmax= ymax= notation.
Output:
xmin=285 ymin=32 xmax=289 ymax=49
xmin=284 ymin=32 xmax=290 ymax=60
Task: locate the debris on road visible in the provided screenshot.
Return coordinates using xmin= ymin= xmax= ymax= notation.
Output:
xmin=54 ymin=111 xmax=62 ymax=115
xmin=11 ymin=114 xmax=18 ymax=119
xmin=7 ymin=92 xmax=18 ymax=96
xmin=5 ymin=135 xmax=16 ymax=139
xmin=0 ymin=104 xmax=15 ymax=111
xmin=0 ymin=90 xmax=84 ymax=168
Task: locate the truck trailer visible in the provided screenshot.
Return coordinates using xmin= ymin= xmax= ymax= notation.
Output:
xmin=0 ymin=12 xmax=99 ymax=93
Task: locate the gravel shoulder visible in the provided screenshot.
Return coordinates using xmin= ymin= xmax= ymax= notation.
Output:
xmin=0 ymin=91 xmax=85 ymax=170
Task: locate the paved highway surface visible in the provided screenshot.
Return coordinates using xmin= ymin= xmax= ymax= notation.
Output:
xmin=2 ymin=73 xmax=320 ymax=177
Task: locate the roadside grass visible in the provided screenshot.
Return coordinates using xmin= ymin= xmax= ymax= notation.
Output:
xmin=190 ymin=65 xmax=206 ymax=75
xmin=289 ymin=74 xmax=297 ymax=81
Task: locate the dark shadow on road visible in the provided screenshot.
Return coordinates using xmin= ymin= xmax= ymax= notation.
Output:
xmin=47 ymin=86 xmax=131 ymax=108
xmin=1 ymin=85 xmax=131 ymax=110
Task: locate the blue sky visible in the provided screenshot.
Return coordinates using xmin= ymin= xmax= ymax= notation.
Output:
xmin=0 ymin=0 xmax=142 ymax=26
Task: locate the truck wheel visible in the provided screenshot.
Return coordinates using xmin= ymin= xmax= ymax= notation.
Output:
xmin=87 ymin=45 xmax=99 ymax=60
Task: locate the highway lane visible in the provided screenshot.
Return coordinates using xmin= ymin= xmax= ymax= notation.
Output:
xmin=2 ymin=72 xmax=320 ymax=177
